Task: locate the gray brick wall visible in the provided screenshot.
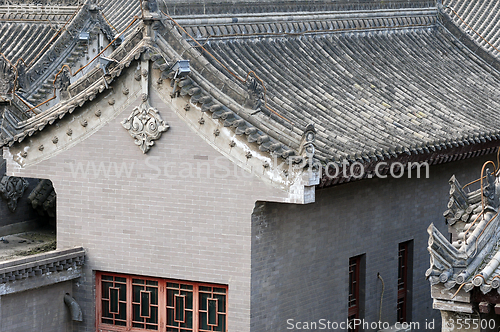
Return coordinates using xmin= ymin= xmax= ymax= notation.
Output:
xmin=6 ymin=92 xmax=289 ymax=332
xmin=4 ymin=75 xmax=493 ymax=332
xmin=251 ymin=155 xmax=494 ymax=332
xmin=0 ymin=281 xmax=73 ymax=332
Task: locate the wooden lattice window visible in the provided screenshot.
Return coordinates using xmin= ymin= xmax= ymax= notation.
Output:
xmin=397 ymin=241 xmax=412 ymax=323
xmin=132 ymin=278 xmax=159 ymax=330
xmin=96 ymin=272 xmax=227 ymax=332
xmin=100 ymin=275 xmax=127 ymax=327
xmin=348 ymin=256 xmax=361 ymax=332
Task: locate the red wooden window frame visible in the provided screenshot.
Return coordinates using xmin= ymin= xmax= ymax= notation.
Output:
xmin=96 ymin=272 xmax=228 ymax=332
xmin=397 ymin=242 xmax=409 ymax=323
xmin=348 ymin=256 xmax=361 ymax=332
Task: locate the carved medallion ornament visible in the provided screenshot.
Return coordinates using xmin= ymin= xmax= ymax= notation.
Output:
xmin=121 ymin=102 xmax=169 ymax=153
xmin=0 ymin=176 xmax=29 ymax=212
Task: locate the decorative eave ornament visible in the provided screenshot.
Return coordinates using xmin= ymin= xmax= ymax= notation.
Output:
xmin=299 ymin=123 xmax=317 ymax=161
xmin=121 ymin=100 xmax=169 ymax=153
xmin=0 ymin=176 xmax=29 ymax=212
xmin=0 ymin=55 xmax=15 ymax=101
xmin=426 ymin=166 xmax=500 ymax=297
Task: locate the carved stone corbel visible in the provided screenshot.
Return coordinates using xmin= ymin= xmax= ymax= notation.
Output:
xmin=0 ymin=175 xmax=29 ymax=212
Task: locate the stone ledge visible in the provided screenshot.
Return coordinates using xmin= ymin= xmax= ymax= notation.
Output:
xmin=431 ymin=284 xmax=470 ymax=303
xmin=433 ymin=299 xmax=473 ymax=314
xmin=0 ymin=247 xmax=84 ymax=287
xmin=0 ymin=220 xmax=40 ymax=238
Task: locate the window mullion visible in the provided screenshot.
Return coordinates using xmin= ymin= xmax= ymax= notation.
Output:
xmin=159 ymin=280 xmax=166 ymax=332
xmin=95 ymin=273 xmax=102 ymax=330
xmin=127 ymin=276 xmax=133 ymax=329
xmin=194 ymin=283 xmax=199 ymax=332
xmin=225 ymin=285 xmax=228 ymax=332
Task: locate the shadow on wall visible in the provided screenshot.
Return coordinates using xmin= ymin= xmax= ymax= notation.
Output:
xmin=0 ymin=154 xmax=56 ymax=236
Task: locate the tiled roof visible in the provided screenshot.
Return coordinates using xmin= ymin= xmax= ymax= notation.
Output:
xmin=158 ymin=0 xmax=436 ymax=16
xmin=21 ymin=5 xmax=121 ymax=106
xmin=442 ymin=0 xmax=500 ymax=59
xmin=3 ymin=1 xmax=500 ymax=181
xmin=99 ymin=0 xmax=141 ymax=36
xmin=0 ymin=5 xmax=80 ymax=65
xmin=428 ymin=168 xmax=500 ymax=294
xmin=0 ymin=4 xmax=131 ymax=115
xmin=0 ymin=26 xmax=146 ymax=147
xmin=191 ymin=17 xmax=500 ymax=163
xmin=0 ymin=23 xmax=59 ymax=65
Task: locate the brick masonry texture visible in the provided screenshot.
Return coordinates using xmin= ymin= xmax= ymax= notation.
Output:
xmin=0 ymin=280 xmax=73 ymax=332
xmin=5 ymin=78 xmax=499 ymax=331
xmin=251 ymin=155 xmax=495 ymax=332
xmin=6 ymin=91 xmax=289 ymax=332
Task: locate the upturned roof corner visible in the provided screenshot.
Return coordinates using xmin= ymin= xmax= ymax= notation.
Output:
xmin=428 ymin=160 xmax=500 ymax=301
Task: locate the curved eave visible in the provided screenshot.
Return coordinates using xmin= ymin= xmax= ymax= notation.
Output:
xmin=2 ymin=26 xmax=147 ymax=147
xmin=3 ymin=20 xmax=299 ymax=169
xmin=318 ymin=143 xmax=500 ymax=188
xmin=157 ymin=20 xmax=302 ymax=159
xmin=427 ymin=168 xmax=500 ymax=295
xmin=441 ymin=0 xmax=500 ymax=62
xmin=439 ymin=8 xmax=500 ymax=73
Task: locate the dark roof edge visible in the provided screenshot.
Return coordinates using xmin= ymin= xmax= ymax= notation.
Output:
xmin=318 ymin=140 xmax=500 ymax=188
xmin=0 ymin=247 xmax=84 ymax=277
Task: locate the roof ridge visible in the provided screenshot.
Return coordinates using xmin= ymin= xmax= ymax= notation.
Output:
xmin=160 ymin=0 xmax=437 ymax=17
xmin=0 ymin=4 xmax=79 ymax=22
xmin=176 ymin=8 xmax=438 ymax=42
xmin=22 ymin=4 xmax=90 ymax=97
xmin=174 ymin=7 xmax=438 ymax=24
xmin=18 ymin=6 xmax=124 ymax=109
